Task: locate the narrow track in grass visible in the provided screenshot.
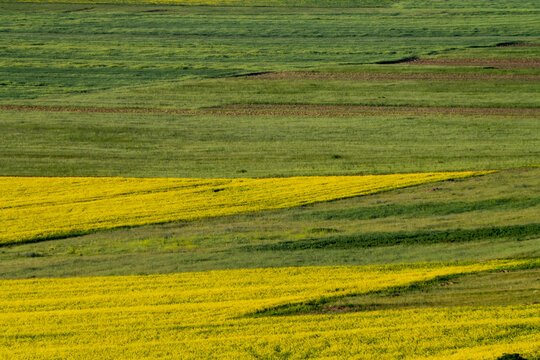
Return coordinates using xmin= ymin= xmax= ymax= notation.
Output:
xmin=402 ymin=58 xmax=540 ymax=69
xmin=1 ymin=104 xmax=538 ymax=117
xmin=249 ymin=72 xmax=540 ymax=81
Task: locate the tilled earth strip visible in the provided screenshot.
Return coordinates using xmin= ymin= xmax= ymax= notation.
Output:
xmin=211 ymin=105 xmax=540 ymax=117
xmin=1 ymin=104 xmax=538 ymax=118
xmin=249 ymin=72 xmax=540 ymax=81
xmin=400 ymin=58 xmax=540 ymax=69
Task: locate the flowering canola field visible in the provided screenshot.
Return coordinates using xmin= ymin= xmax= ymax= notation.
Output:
xmin=0 ymin=171 xmax=486 ymax=244
xmin=1 ymin=260 xmax=538 ymax=360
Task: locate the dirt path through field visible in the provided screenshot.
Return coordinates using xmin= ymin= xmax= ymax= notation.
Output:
xmin=249 ymin=72 xmax=540 ymax=81
xmin=212 ymin=105 xmax=540 ymax=117
xmin=496 ymin=42 xmax=540 ymax=47
xmin=401 ymin=58 xmax=540 ymax=69
xmin=2 ymin=104 xmax=538 ymax=118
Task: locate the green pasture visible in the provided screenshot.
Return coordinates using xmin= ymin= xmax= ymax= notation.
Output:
xmin=1 ymin=111 xmax=538 ymax=177
xmin=0 ymin=3 xmax=539 ymax=102
xmin=2 ymin=0 xmax=538 ymax=8
xmin=22 ymin=76 xmax=537 ymax=109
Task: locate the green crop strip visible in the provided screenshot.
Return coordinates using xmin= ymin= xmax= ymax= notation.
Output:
xmin=253 ymin=224 xmax=540 ymax=250
xmin=293 ymin=198 xmax=540 ymax=221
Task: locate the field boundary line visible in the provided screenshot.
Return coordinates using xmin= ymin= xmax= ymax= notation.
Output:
xmin=1 ymin=105 xmax=538 ymax=117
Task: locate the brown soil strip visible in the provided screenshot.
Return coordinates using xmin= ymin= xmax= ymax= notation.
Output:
xmin=496 ymin=42 xmax=540 ymax=47
xmin=2 ymin=104 xmax=538 ymax=118
xmin=401 ymin=58 xmax=540 ymax=69
xmin=250 ymin=72 xmax=540 ymax=81
xmin=0 ymin=105 xmax=194 ymax=115
xmin=213 ymin=104 xmax=540 ymax=117
xmin=63 ymin=7 xmax=94 ymax=13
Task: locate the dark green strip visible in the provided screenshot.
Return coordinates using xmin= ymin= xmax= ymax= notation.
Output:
xmin=293 ymin=198 xmax=540 ymax=221
xmin=250 ymin=223 xmax=540 ymax=251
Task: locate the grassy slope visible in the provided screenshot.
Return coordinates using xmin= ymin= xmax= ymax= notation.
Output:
xmin=2 ymin=168 xmax=538 ymax=279
xmin=3 ymin=0 xmax=538 ymax=8
xmin=1 ymin=110 xmax=537 ymax=177
xmin=1 ymin=16 xmax=538 ymax=177
xmin=0 ymin=3 xmax=538 ymax=102
xmin=17 ymin=74 xmax=540 ymax=109
xmin=2 ymin=0 xmax=398 ymax=6
xmin=0 ymin=3 xmax=538 ymax=178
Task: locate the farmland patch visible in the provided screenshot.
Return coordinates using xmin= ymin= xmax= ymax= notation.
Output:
xmin=1 ymin=261 xmax=538 ymax=360
xmin=0 ymin=172 xmax=486 ymax=245
xmin=402 ymin=58 xmax=540 ymax=69
xmin=248 ymin=71 xmax=540 ymax=82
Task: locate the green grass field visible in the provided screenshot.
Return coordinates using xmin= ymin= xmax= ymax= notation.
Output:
xmin=1 ymin=111 xmax=538 ymax=177
xmin=0 ymin=2 xmax=538 ymax=102
xmin=0 ymin=0 xmax=539 ymax=358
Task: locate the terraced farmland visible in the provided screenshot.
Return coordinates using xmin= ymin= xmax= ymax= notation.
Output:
xmin=0 ymin=0 xmax=539 ymax=359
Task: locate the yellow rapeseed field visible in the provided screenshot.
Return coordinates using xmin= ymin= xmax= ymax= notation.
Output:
xmin=1 ymin=260 xmax=538 ymax=360
xmin=0 ymin=171 xmax=487 ymax=244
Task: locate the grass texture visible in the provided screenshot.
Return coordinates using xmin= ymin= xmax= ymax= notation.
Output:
xmin=0 ymin=3 xmax=538 ymax=103
xmin=1 ymin=111 xmax=538 ymax=178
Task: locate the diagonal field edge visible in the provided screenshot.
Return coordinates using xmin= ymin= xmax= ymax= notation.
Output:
xmin=0 ymin=171 xmax=491 ymax=245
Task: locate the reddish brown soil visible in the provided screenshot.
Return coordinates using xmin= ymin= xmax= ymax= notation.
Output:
xmin=2 ymin=104 xmax=537 ymax=118
xmin=214 ymin=104 xmax=540 ymax=117
xmin=0 ymin=105 xmax=194 ymax=115
xmin=402 ymin=58 xmax=540 ymax=69
xmin=496 ymin=42 xmax=540 ymax=47
xmin=249 ymin=71 xmax=539 ymax=81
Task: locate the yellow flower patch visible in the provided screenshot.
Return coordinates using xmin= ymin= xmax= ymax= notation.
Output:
xmin=0 ymin=172 xmax=488 ymax=244
xmin=1 ymin=260 xmax=537 ymax=359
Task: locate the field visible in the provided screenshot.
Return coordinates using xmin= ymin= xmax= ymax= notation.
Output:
xmin=0 ymin=172 xmax=483 ymax=244
xmin=0 ymin=0 xmax=539 ymax=358
xmin=2 ymin=260 xmax=539 ymax=360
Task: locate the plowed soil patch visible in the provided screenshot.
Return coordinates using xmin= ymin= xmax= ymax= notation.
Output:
xmin=0 ymin=105 xmax=194 ymax=115
xmin=250 ymin=72 xmax=540 ymax=81
xmin=1 ymin=105 xmax=538 ymax=118
xmin=211 ymin=105 xmax=540 ymax=118
xmin=496 ymin=42 xmax=540 ymax=47
xmin=403 ymin=58 xmax=540 ymax=69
